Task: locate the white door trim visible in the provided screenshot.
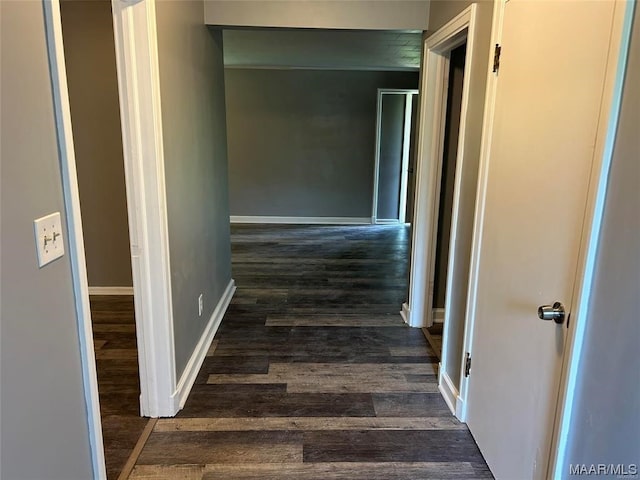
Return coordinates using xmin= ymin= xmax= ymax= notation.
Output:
xmin=549 ymin=2 xmax=635 ymax=477
xmin=456 ymin=0 xmax=504 ymax=422
xmin=111 ymin=0 xmax=178 ymax=417
xmin=372 ymin=88 xmax=419 ymax=225
xmin=406 ymin=5 xmax=476 ymax=328
xmin=398 ymin=92 xmax=414 ymax=224
xmin=42 ymin=1 xmax=106 ymax=477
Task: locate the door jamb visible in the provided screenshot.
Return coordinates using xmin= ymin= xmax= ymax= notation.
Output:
xmin=399 ymin=92 xmax=416 ymax=224
xmin=405 ymin=5 xmax=476 ymax=330
xmin=436 ymin=24 xmax=476 ymax=420
xmin=43 ymin=1 xmax=106 ymax=477
xmin=111 ymin=0 xmax=178 ymax=417
xmin=455 ymin=0 xmax=504 ymax=423
xmin=372 ymin=88 xmax=418 ymax=225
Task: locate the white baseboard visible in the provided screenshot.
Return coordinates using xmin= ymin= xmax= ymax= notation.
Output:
xmin=375 ymin=218 xmax=401 ymax=225
xmin=230 ymin=215 xmax=372 ymax=225
xmin=171 ymin=279 xmax=236 ymax=411
xmin=432 ymin=308 xmax=445 ymax=323
xmin=88 ymin=286 xmax=134 ymax=295
xmin=400 ymin=302 xmax=410 ymax=325
xmin=438 ymin=365 xmax=465 ymax=420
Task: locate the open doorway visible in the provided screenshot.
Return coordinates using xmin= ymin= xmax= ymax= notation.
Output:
xmin=223 ymin=27 xmax=420 ymax=315
xmin=406 ymin=5 xmax=482 ymax=419
xmin=372 ymin=89 xmax=418 ymax=225
xmin=59 ymin=2 xmax=145 ymax=478
xmin=425 ymin=43 xmax=467 ymax=358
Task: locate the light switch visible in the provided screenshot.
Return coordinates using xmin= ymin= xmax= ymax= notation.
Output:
xmin=34 ymin=212 xmax=65 ymax=267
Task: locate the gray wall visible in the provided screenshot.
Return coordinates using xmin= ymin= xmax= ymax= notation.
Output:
xmin=426 ymin=0 xmax=494 ymax=388
xmin=205 ymin=0 xmax=430 ymax=30
xmin=0 ymin=2 xmax=94 ymax=479
xmin=155 ymin=1 xmax=232 ymax=378
xmin=564 ymin=9 xmax=640 ymax=474
xmin=60 ymin=0 xmax=132 ymax=288
xmin=225 ymin=69 xmax=419 ymax=218
xmin=428 ymin=0 xmax=478 ymax=33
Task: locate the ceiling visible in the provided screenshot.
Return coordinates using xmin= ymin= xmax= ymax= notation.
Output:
xmin=222 ymin=29 xmax=422 ymax=71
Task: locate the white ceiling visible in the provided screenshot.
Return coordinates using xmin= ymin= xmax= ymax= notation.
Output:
xmin=222 ymin=29 xmax=422 ymax=71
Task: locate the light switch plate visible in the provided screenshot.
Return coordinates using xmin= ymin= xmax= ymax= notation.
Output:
xmin=34 ymin=212 xmax=65 ymax=267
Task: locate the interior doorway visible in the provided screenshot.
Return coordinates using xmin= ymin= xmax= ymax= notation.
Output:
xmin=406 ymin=5 xmax=481 ymax=422
xmin=59 ymin=2 xmax=147 ymax=478
xmin=425 ymin=43 xmax=467 ymax=358
xmin=372 ymin=89 xmax=418 ymax=224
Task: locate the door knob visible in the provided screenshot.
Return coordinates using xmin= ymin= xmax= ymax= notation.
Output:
xmin=538 ymin=302 xmax=565 ymax=324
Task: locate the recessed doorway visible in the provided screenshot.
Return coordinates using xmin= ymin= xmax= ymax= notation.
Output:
xmin=372 ymin=89 xmax=418 ymax=225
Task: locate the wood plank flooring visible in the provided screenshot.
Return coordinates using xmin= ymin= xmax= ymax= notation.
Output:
xmin=423 ymin=323 xmax=444 ymax=360
xmin=90 ymin=295 xmax=149 ymax=480
xmin=128 ymin=225 xmax=492 ymax=479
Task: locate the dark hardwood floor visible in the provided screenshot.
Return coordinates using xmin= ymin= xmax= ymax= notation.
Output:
xmin=91 ymin=295 xmax=149 ymax=480
xmin=128 ymin=224 xmax=492 ymax=479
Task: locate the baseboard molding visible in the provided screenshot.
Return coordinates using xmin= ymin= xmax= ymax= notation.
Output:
xmin=438 ymin=366 xmax=465 ymax=420
xmin=438 ymin=366 xmax=457 ymax=415
xmin=88 ymin=286 xmax=134 ymax=295
xmin=432 ymin=308 xmax=445 ymax=323
xmin=171 ymin=279 xmax=236 ymax=411
xmin=400 ymin=302 xmax=410 ymax=325
xmin=230 ymin=215 xmax=372 ymax=225
xmin=375 ymin=218 xmax=401 ymax=225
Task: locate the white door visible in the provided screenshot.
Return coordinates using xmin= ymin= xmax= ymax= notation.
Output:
xmin=466 ymin=1 xmax=620 ymax=479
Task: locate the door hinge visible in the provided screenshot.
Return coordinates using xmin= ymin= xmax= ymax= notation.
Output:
xmin=464 ymin=352 xmax=472 ymax=377
xmin=493 ymin=44 xmax=502 ymax=73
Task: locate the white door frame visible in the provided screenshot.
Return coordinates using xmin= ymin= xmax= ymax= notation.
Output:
xmin=404 ymin=5 xmax=476 ymax=329
xmin=44 ymin=0 xmax=181 ymax=475
xmin=458 ymin=0 xmax=634 ymax=477
xmin=111 ymin=0 xmax=178 ymax=418
xmin=372 ymin=88 xmax=418 ymax=225
xmin=42 ymin=1 xmax=106 ymax=477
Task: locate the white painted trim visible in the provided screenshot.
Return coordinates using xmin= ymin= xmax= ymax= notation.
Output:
xmin=372 ymin=89 xmax=383 ymax=225
xmin=432 ymin=308 xmax=445 ymax=323
xmin=111 ymin=0 xmax=177 ymax=417
xmin=377 ymin=89 xmax=420 ymax=95
xmin=398 ymin=93 xmax=414 ymax=224
xmin=375 ymin=219 xmax=401 ymax=225
xmin=456 ymin=0 xmax=505 ymax=426
xmin=42 ymin=1 xmax=106 ymax=477
xmin=438 ymin=6 xmax=477 ymax=418
xmin=372 ymin=88 xmax=419 ymax=225
xmin=88 ymin=286 xmax=134 ymax=296
xmin=550 ymin=2 xmax=635 ymax=478
xmin=406 ymin=5 xmax=476 ymax=329
xmin=438 ymin=366 xmax=464 ymax=419
xmin=224 ymin=65 xmax=420 ymax=72
xmin=400 ymin=302 xmax=410 ymax=325
xmin=230 ymin=216 xmax=372 ymax=225
xmin=172 ymin=280 xmax=236 ymax=411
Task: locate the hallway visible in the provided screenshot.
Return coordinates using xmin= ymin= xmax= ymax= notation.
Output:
xmin=128 ymin=225 xmax=491 ymax=479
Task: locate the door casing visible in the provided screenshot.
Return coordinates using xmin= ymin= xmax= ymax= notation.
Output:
xmin=372 ymin=88 xmax=418 ymax=224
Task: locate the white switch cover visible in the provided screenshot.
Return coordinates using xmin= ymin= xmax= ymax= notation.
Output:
xmin=34 ymin=212 xmax=65 ymax=267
